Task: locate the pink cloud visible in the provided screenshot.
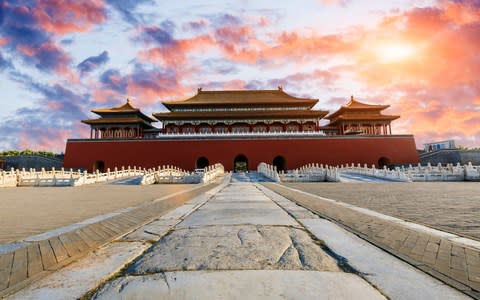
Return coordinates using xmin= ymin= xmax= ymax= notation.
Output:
xmin=0 ymin=38 xmax=9 ymax=47
xmin=34 ymin=0 xmax=106 ymax=35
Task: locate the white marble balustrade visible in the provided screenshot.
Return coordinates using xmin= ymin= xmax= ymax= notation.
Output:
xmin=0 ymin=168 xmax=18 ymax=187
xmin=257 ymin=163 xmax=281 ymax=182
xmin=338 ymin=162 xmax=480 ymax=182
xmin=141 ymin=163 xmax=224 ymax=185
xmin=258 ymin=162 xmax=339 ymax=182
xmin=0 ymin=166 xmax=146 ymax=187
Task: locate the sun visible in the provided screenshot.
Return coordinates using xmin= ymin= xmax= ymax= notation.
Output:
xmin=378 ymin=43 xmax=415 ymax=63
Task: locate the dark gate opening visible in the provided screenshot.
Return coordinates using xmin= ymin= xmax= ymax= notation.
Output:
xmin=196 ymin=156 xmax=210 ymax=169
xmin=233 ymin=154 xmax=248 ymax=172
xmin=272 ymin=156 xmax=286 ymax=172
xmin=93 ymin=160 xmax=105 ymax=173
xmin=378 ymin=157 xmax=391 ymax=168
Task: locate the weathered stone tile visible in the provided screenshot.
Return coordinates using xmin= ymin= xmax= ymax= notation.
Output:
xmin=71 ymin=230 xmax=97 ymax=249
xmin=92 ymin=271 xmax=384 ymax=300
xmin=465 ymin=248 xmax=480 ymax=267
xmin=425 ymin=241 xmax=440 ymax=253
xmin=26 ymin=244 xmax=43 ymax=278
xmin=38 ymin=240 xmax=56 ymax=270
xmin=452 ymin=245 xmax=466 ymax=257
xmin=9 ymin=247 xmax=27 ymax=287
xmin=434 ymin=257 xmax=451 ymax=275
xmin=129 ymin=226 xmax=340 ymax=274
xmin=48 ymin=237 xmax=69 ymax=263
xmin=450 ymin=268 xmax=468 ymax=282
xmin=0 ymin=252 xmax=14 ymax=290
xmin=66 ymin=232 xmax=90 ymax=252
xmin=58 ymin=234 xmax=82 ymax=257
xmin=451 ymin=256 xmax=467 ymax=271
xmin=421 ymin=251 xmax=437 ymax=265
xmin=467 ymin=264 xmax=480 ymax=283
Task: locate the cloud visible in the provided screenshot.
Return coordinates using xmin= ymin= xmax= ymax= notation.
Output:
xmin=142 ymin=26 xmax=174 ymax=45
xmin=126 ymin=66 xmax=187 ymax=104
xmin=99 ymin=69 xmax=128 ymax=94
xmin=106 ymin=0 xmax=153 ymax=25
xmin=0 ymin=71 xmax=94 ymax=152
xmin=138 ymin=34 xmax=214 ymax=68
xmin=182 ymin=19 xmax=209 ymax=31
xmin=209 ymin=13 xmax=241 ymax=27
xmin=33 ymin=0 xmax=106 ymax=34
xmin=77 ymin=51 xmax=109 ymax=74
xmin=319 ymin=0 xmax=351 ymax=6
xmin=0 ymin=1 xmax=106 ymax=73
xmin=60 ymin=38 xmax=74 ymax=45
xmin=95 ymin=65 xmax=189 ymax=105
xmin=0 ymin=53 xmax=12 ymax=71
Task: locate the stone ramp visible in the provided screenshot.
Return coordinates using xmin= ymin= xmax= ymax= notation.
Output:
xmin=90 ymin=177 xmax=384 ymax=299
xmin=339 ymin=172 xmax=404 ymax=183
xmin=125 ymin=182 xmax=341 ymax=273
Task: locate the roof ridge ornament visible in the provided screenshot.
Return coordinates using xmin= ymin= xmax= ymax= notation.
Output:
xmin=278 ymin=85 xmax=283 ymax=91
xmin=197 ymin=87 xmax=203 ymax=94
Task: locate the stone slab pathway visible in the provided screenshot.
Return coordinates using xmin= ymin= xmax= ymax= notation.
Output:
xmin=91 ymin=173 xmax=385 ymax=299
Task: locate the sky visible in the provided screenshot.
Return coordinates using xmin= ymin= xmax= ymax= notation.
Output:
xmin=0 ymin=0 xmax=479 ymax=152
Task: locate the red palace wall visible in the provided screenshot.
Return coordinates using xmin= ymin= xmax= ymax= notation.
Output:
xmin=63 ymin=135 xmax=419 ymax=172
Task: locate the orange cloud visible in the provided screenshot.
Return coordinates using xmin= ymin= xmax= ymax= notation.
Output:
xmin=138 ymin=35 xmax=214 ymax=68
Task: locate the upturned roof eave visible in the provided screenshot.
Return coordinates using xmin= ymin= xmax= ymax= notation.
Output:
xmin=162 ymin=99 xmax=319 ymax=109
xmin=325 ymin=105 xmax=391 ymax=120
xmin=81 ymin=118 xmax=156 ymax=128
xmin=90 ymin=110 xmax=158 ymax=123
xmin=154 ymin=110 xmax=328 ymax=120
xmin=327 ymin=114 xmax=400 ymax=125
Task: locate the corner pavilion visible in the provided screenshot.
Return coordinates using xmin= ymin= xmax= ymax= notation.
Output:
xmin=64 ymin=88 xmax=418 ymax=172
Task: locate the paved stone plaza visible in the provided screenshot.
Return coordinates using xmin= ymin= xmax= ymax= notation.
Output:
xmin=3 ymin=173 xmax=471 ymax=299
xmin=0 ymin=183 xmax=193 ymax=244
xmin=283 ymin=182 xmax=480 ymax=240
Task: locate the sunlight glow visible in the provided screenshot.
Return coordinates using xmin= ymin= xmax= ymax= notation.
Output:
xmin=378 ymin=43 xmax=415 ymax=62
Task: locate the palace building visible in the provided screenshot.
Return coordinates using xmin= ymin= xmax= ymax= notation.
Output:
xmin=64 ymin=88 xmax=418 ymax=172
xmin=82 ymin=99 xmax=158 ymax=139
xmin=154 ymin=88 xmax=327 ymax=135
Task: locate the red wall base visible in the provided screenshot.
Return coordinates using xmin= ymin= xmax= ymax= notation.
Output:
xmin=63 ymin=135 xmax=419 ymax=172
